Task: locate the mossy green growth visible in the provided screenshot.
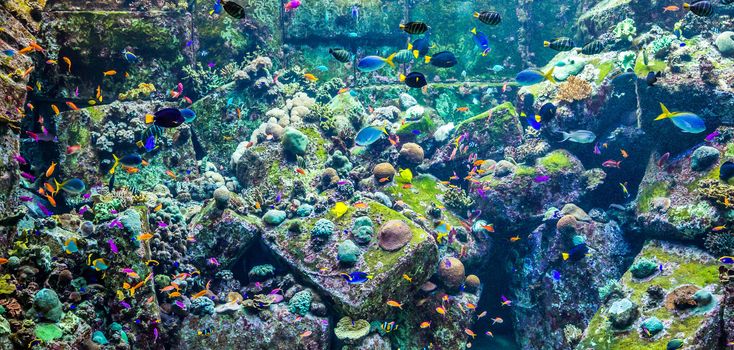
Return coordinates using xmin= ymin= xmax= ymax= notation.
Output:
xmin=538 ymin=151 xmax=573 ymax=173
xmin=636 ymin=181 xmax=669 ymax=214
xmin=515 ymin=165 xmax=537 ymax=177
xmin=300 ymin=127 xmax=328 ymax=162
xmin=579 ymin=241 xmax=719 ymax=350
xmin=385 ymin=175 xmax=461 ymax=228
xmin=396 ymin=114 xmax=436 ymax=137
xmin=35 ymin=323 xmax=63 ymax=341
xmin=0 ymin=274 xmax=16 ymax=295
xmin=595 ymin=61 xmax=615 ymax=83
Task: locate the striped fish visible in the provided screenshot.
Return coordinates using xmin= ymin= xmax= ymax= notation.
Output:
xmin=580 ymin=40 xmax=604 ymax=55
xmin=223 ymin=1 xmax=246 ymax=19
xmin=474 ymin=11 xmax=501 ymax=25
xmin=329 ymin=48 xmax=350 ymax=63
xmin=393 ymin=49 xmax=414 ymax=64
xmin=683 ymin=1 xmax=713 ymax=17
xmin=400 ymin=21 xmax=429 ymax=34
xmin=544 ymin=37 xmax=575 ymax=51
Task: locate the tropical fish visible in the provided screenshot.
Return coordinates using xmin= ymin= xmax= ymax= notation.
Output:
xmin=54 ymin=178 xmax=86 ymax=194
xmin=398 ymin=168 xmax=413 ymax=183
xmin=332 ymin=202 xmax=348 ymax=218
xmin=400 ymin=21 xmax=429 ymax=34
xmin=91 ymin=258 xmax=109 ymax=271
xmin=408 ymin=33 xmax=432 ymax=58
xmin=355 ymin=125 xmax=387 ymax=146
xmin=223 ymin=0 xmax=246 ymax=18
xmin=474 ymin=11 xmax=501 ymax=25
xmin=515 ymin=67 xmax=556 ymax=86
xmin=400 ymin=72 xmax=427 ymax=88
xmin=602 ymin=160 xmax=621 ymax=168
xmin=108 ymin=239 xmax=119 ymax=254
xmin=579 ymin=40 xmax=604 ymax=55
xmin=544 ymin=37 xmax=575 ymax=51
xmin=470 ymin=28 xmax=491 ymax=56
xmin=329 ymin=48 xmax=350 ymax=63
xmin=720 ymin=161 xmax=734 ymax=183
xmin=663 ymin=5 xmax=680 ymax=12
xmin=51 ymin=104 xmax=60 ymax=115
xmin=465 ymin=329 xmax=477 ymax=338
xmin=683 ymin=1 xmax=713 ymax=17
xmin=560 ymin=130 xmax=596 ymax=143
xmin=62 ymin=57 xmax=71 ymax=73
xmin=210 ymin=0 xmax=223 ymax=14
xmin=340 ymin=271 xmax=373 ymax=284
xmin=109 ymin=154 xmax=143 ymax=174
xmin=357 ymin=54 xmax=396 ymax=72
xmin=539 ymin=102 xmax=557 ymax=120
xmin=620 ymin=182 xmax=630 ymax=198
xmin=299 ymin=330 xmax=312 ymax=338
xmin=393 ymin=50 xmax=414 ymax=64
xmin=420 ymin=321 xmax=431 ymax=328
xmin=500 ymin=295 xmax=512 ymax=306
xmin=284 ymin=0 xmax=301 ymax=11
xmin=137 ymin=233 xmax=154 ymax=241
xmin=424 ymin=51 xmax=457 ymax=68
xmin=436 ymin=306 xmax=446 ymax=315
xmin=491 ymin=317 xmax=504 ymax=324
xmin=655 ymin=103 xmax=705 ymax=134
xmin=102 ymin=70 xmax=117 ymax=76
xmin=533 ymin=175 xmax=550 ymax=183
xmin=303 ymin=73 xmax=318 ymax=82
xmin=562 ymin=243 xmax=589 ymax=262
xmin=45 ymin=162 xmax=56 ymax=178
xmin=646 ymin=71 xmax=661 ymax=86
xmin=386 ymin=300 xmax=403 ymax=309
xmin=64 ymin=238 xmax=79 ymax=254
xmin=712 ymin=225 xmax=726 ymax=232
xmin=704 ymin=130 xmax=720 ymax=142
xmin=381 ymin=321 xmax=399 ymax=333
xmin=66 ymin=101 xmax=79 ymax=110
xmin=551 ymin=270 xmax=561 ymax=281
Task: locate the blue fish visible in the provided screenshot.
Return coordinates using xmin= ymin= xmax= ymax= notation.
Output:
xmin=655 ymin=103 xmax=705 ymax=134
xmin=122 ymin=50 xmax=138 ymax=63
xmin=355 ymin=125 xmax=387 ymax=146
xmin=720 ymin=256 xmax=734 ymax=264
xmin=470 ymin=28 xmax=491 ymax=56
xmin=54 ymin=178 xmax=86 ymax=194
xmin=64 ymin=238 xmax=79 ymax=254
xmin=551 ymin=270 xmax=561 ymax=281
xmin=491 ymin=64 xmax=504 ymax=73
xmin=315 ymin=65 xmax=329 ymax=72
xmin=340 ymin=271 xmax=373 ymax=284
xmin=357 ymin=54 xmax=396 ymax=72
xmin=516 ymin=67 xmax=556 ymax=86
xmin=408 ymin=33 xmax=431 ymax=58
xmin=526 ymin=113 xmax=541 ymax=130
xmin=144 ymin=135 xmax=156 ymax=152
xmin=350 ymin=4 xmax=359 ymax=20
xmin=181 ymin=108 xmax=197 ymax=123
xmin=562 ymin=243 xmax=588 ymax=262
xmin=2 ymin=49 xmax=16 ymax=57
xmin=412 ymin=130 xmax=421 ymax=135
xmin=91 ymin=258 xmax=108 ymax=271
xmin=211 ymin=0 xmax=223 ymax=14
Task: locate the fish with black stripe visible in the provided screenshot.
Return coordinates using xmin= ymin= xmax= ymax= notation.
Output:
xmin=400 ymin=21 xmax=429 ymax=34
xmin=544 ymin=37 xmax=575 ymax=51
xmin=579 ymin=40 xmax=605 ymax=55
xmin=329 ymin=48 xmax=351 ymax=63
xmin=223 ymin=1 xmax=246 ymax=19
xmin=683 ymin=1 xmax=714 ymax=17
xmin=474 ymin=11 xmax=501 ymax=25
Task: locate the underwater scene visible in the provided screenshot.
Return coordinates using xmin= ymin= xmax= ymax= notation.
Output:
xmin=2 ymin=0 xmax=734 ymax=349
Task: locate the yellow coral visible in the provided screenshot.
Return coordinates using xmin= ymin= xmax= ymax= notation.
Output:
xmin=556 ymin=76 xmax=592 ymax=102
xmin=0 ymin=274 xmax=16 ymax=295
xmin=118 ymin=83 xmax=156 ymax=101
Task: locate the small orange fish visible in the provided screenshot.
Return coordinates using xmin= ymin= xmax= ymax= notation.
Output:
xmin=436 ymin=306 xmax=446 ymax=315
xmin=46 ymin=59 xmax=57 ymax=65
xmin=353 ymin=202 xmax=368 ymax=209
xmin=303 ymin=73 xmax=318 ymax=82
xmin=51 ymin=104 xmax=60 ymax=115
xmin=482 ymin=224 xmax=495 ymax=233
xmin=103 ymin=70 xmax=117 ymax=76
xmin=45 ymin=194 xmax=57 ymax=207
xmin=44 ymin=182 xmax=56 ymax=195
xmin=153 ymin=203 xmax=163 ymax=212
xmin=299 ymin=331 xmax=312 ymax=338
xmin=621 ymin=149 xmax=629 ymax=158
xmin=168 ymin=291 xmax=182 ymax=298
xmin=22 ymin=66 xmax=34 ymax=78
xmin=456 ymin=107 xmax=469 ymax=112
xmin=712 ymin=225 xmax=727 ymax=232
xmin=124 ymin=72 xmax=130 ymax=78
xmin=386 ymin=300 xmax=403 ymax=309
xmin=402 ymin=274 xmax=412 ymax=283
xmin=465 ymin=303 xmax=476 ymax=310
xmin=137 ymin=233 xmax=154 ymax=241
xmin=402 ymin=184 xmax=412 ymax=189
xmin=663 ymin=5 xmax=679 ymax=12
xmin=379 ymin=177 xmax=390 ymax=183
xmin=124 ymin=166 xmax=139 ymax=174
xmin=62 ymin=57 xmax=71 ymax=73
xmin=46 ymin=162 xmax=56 ymax=178
xmin=0 ymin=258 xmax=8 ymax=265
xmin=66 ymin=102 xmax=79 ymax=111
xmin=510 ymin=235 xmax=521 ymax=242
xmin=25 ymin=85 xmax=34 ymax=92
xmin=465 ymin=329 xmax=477 ymax=338
xmin=420 ymin=321 xmax=431 ymax=328
xmin=18 ymin=46 xmax=34 ymax=55
xmin=473 ymin=159 xmax=485 ymax=166
xmin=160 ymin=285 xmax=177 ymax=292
xmin=338 ymin=87 xmax=350 ymax=94
xmin=166 ymin=170 xmax=177 ymax=179
xmin=236 ymin=108 xmax=241 ymax=119
xmin=296 ymin=168 xmax=306 ymax=175
xmin=29 ymin=42 xmax=44 ymax=52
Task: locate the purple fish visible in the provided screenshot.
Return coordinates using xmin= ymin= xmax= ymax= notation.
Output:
xmin=20 ymin=196 xmax=33 ymax=202
xmin=533 ymin=175 xmax=550 ymax=183
xmin=337 ymin=180 xmax=348 ymax=185
xmin=79 ymin=206 xmax=88 ymax=215
xmin=175 ymin=300 xmax=186 ymax=309
xmin=109 ymin=219 xmax=123 ymax=229
xmin=207 ymin=62 xmax=216 ymax=69
xmin=110 ymin=209 xmax=118 ymax=214
xmin=412 ymin=130 xmax=421 ymax=135
xmin=108 ymin=239 xmax=119 ymax=254
xmin=153 ymin=328 xmax=159 ymax=343
xmin=120 ymin=301 xmax=131 ymax=309
xmin=593 ymin=142 xmax=601 ymax=155
xmin=476 ymin=187 xmax=486 ymax=199
xmin=21 ymin=172 xmax=36 ymax=181
xmin=13 ymin=154 xmax=27 ymax=165
xmin=444 ymin=258 xmax=452 ymax=268
xmin=83 ymin=193 xmax=91 ymax=199
xmin=704 ymin=130 xmax=719 ymax=142
xmin=275 ymin=191 xmax=282 ymax=203
xmin=74 ymin=86 xmax=79 ymax=98
xmin=208 ymin=257 xmax=220 ymax=266
xmin=37 ymin=202 xmax=52 ymax=216
xmin=158 ymin=221 xmax=168 ymax=228
xmin=186 ymin=40 xmax=193 ymax=47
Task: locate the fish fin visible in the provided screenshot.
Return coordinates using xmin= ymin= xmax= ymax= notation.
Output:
xmin=407 ymin=43 xmax=413 ymax=50
xmin=145 ymin=113 xmax=154 ymax=124
xmin=399 ymin=23 xmax=405 ymax=29
xmin=471 ymin=27 xmax=477 ymax=35
xmin=543 ymin=41 xmax=550 ymax=47
xmin=110 ymin=154 xmax=120 ymax=175
xmin=424 ymin=55 xmax=431 ymax=64
xmin=399 ymin=74 xmax=406 ymax=82
xmin=655 ymin=102 xmax=671 ymax=120
xmin=381 ymin=127 xmax=388 ymax=135
xmin=473 ymin=12 xmax=479 ymax=18
xmin=543 ymin=67 xmax=556 ymax=84
xmin=560 ymin=131 xmax=571 ymax=142
xmin=562 ymin=253 xmax=570 ymax=260
xmin=412 ymin=50 xmax=419 ymax=58
xmin=385 ymin=52 xmax=396 ymax=68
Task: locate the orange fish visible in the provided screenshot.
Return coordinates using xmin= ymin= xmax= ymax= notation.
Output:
xmin=51 ymin=104 xmax=60 ymax=115
xmin=191 ymin=280 xmax=212 ymax=300
xmin=353 ymin=202 xmax=368 ymax=209
xmin=482 ymin=224 xmax=495 ymax=233
xmin=465 ymin=303 xmax=476 ymax=310
xmin=62 ymin=57 xmax=71 ymax=73
xmin=124 ymin=166 xmax=139 ymax=174
xmin=456 ymin=107 xmax=469 ymax=112
xmin=436 ymin=306 xmax=446 ymax=315
xmin=0 ymin=258 xmax=8 ymax=265
xmin=166 ymin=170 xmax=177 ymax=179
xmin=402 ymin=184 xmax=412 ymax=189
xmin=473 ymin=159 xmax=485 ymax=166
xmin=137 ymin=233 xmax=154 ymax=241
xmin=254 ymin=201 xmax=261 ymax=210
xmin=103 ymin=70 xmax=117 ymax=76
xmin=96 ymin=85 xmax=102 ymax=102
xmin=296 ymin=168 xmax=306 ymax=175
xmin=712 ymin=225 xmax=727 ymax=232
xmin=160 ymin=285 xmax=177 ymax=292
xmin=46 ymin=162 xmax=56 ymax=178
xmin=153 ymin=203 xmax=163 ymax=212
xmin=663 ymin=5 xmax=679 ymax=12
xmin=66 ymin=102 xmax=79 ymax=111
xmin=299 ymin=331 xmax=312 ymax=338
xmin=168 ymin=291 xmax=182 ymax=298
xmin=420 ymin=321 xmax=431 ymax=328
xmin=379 ymin=176 xmax=391 ymax=183
xmin=29 ymin=42 xmax=44 ymax=52
xmin=44 ymin=182 xmax=56 ymax=195
xmin=621 ymin=149 xmax=628 ymax=158
xmin=386 ymin=300 xmax=403 ymax=309
xmin=236 ymin=108 xmax=241 ymax=119
xmin=45 ymin=194 xmax=57 ymax=207
xmin=338 ymin=87 xmax=350 ymax=95
xmin=510 ymin=235 xmax=521 ymax=242
xmin=22 ymin=66 xmax=34 ymax=78
xmin=465 ymin=329 xmax=477 ymax=338
xmin=18 ymin=46 xmax=34 ymax=55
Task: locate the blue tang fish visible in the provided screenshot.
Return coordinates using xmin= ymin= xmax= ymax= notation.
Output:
xmin=655 ymin=103 xmax=705 ymax=134
xmin=355 ymin=126 xmax=387 ymax=146
xmin=357 ymin=53 xmax=396 ymax=72
xmin=470 ymin=28 xmax=491 ymax=56
xmin=515 ymin=67 xmax=556 ymax=86
xmin=562 ymin=243 xmax=589 ymax=262
xmin=210 ymin=0 xmax=223 ymax=14
xmin=122 ymin=50 xmax=138 ymax=63
xmin=408 ymin=33 xmax=431 ymax=58
xmin=340 ymin=271 xmax=373 ymax=284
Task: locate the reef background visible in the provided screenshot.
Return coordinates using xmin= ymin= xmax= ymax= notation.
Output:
xmin=1 ymin=0 xmax=734 ymax=349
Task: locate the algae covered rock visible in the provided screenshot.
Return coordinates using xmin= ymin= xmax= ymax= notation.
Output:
xmin=641 ymin=317 xmax=664 ymax=336
xmin=187 ymin=201 xmax=261 ymax=267
xmin=608 ymin=298 xmax=639 ymax=329
xmin=690 ymin=146 xmax=719 ymax=171
xmin=630 ymin=257 xmax=658 ymax=279
xmin=311 ymin=218 xmax=335 ymax=241
xmin=337 ymin=240 xmax=361 ymax=265
xmin=263 ymin=209 xmax=287 ymax=226
xmin=438 ymin=257 xmax=465 ymax=290
xmin=30 ymin=288 xmax=63 ymax=322
xmin=281 ymin=127 xmax=309 ymax=157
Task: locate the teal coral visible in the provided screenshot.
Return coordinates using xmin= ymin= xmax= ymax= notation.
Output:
xmin=288 ymin=290 xmax=312 ymax=316
xmin=613 ymin=18 xmax=636 ymax=42
xmin=248 ymin=264 xmax=275 ymax=280
xmin=337 ymin=240 xmax=361 ymax=265
xmin=310 ymin=218 xmax=335 ymax=241
xmin=630 ymin=258 xmax=658 ymax=279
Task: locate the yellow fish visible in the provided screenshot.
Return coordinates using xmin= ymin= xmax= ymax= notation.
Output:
xmin=303 ymin=73 xmax=318 ymax=82
xmin=51 ymin=104 xmax=60 ymax=116
xmin=398 ymin=168 xmax=413 ymax=184
xmin=402 ymin=274 xmax=412 ymax=283
xmin=103 ymin=70 xmax=117 ymax=76
xmin=386 ymin=300 xmax=403 ymax=309
xmin=331 ymin=202 xmax=348 ymax=218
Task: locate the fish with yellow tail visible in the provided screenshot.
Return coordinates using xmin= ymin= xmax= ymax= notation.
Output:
xmin=655 ymin=102 xmax=705 ymax=133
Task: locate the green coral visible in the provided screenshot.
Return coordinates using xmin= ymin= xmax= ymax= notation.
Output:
xmin=637 ymin=181 xmax=669 ymax=213
xmin=324 ymin=150 xmax=353 ymax=176
xmin=538 ymin=151 xmax=573 ymax=173
xmin=118 ymin=83 xmax=156 ymax=101
xmin=334 ymin=316 xmax=370 ymax=341
xmin=35 ymin=323 xmax=63 ymax=342
xmin=352 ymin=216 xmax=374 ymax=245
xmin=0 ymin=275 xmax=16 ymax=295
xmin=613 ymin=18 xmax=636 ymax=42
xmin=310 ymin=218 xmax=335 ymax=241
xmin=630 ymin=257 xmax=658 ymax=279
xmin=93 ymin=199 xmax=122 ymax=223
xmin=248 ymin=264 xmax=275 ymax=280
xmin=288 ymin=290 xmax=312 ymax=316
xmin=337 ymin=240 xmax=361 ymax=265
xmin=282 ymin=127 xmax=310 ymax=157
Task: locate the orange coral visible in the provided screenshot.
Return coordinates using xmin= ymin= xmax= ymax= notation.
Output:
xmin=556 ymin=76 xmax=592 ymax=102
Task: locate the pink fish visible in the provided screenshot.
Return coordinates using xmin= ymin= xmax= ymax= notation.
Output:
xmin=533 ymin=175 xmax=550 ymax=183
xmin=108 ymin=239 xmax=119 ymax=254
xmin=109 ymin=219 xmax=123 ymax=229
xmin=21 ymin=172 xmax=36 ymax=181
xmin=602 ymin=160 xmax=621 ymax=168
xmin=449 ymin=146 xmax=457 ymax=160
xmin=657 ymin=152 xmax=670 ymax=168
xmin=284 ymin=0 xmax=301 ymax=11
xmin=593 ymin=142 xmax=601 ymax=155
xmin=74 ymin=86 xmax=79 ymax=98
xmin=119 ymin=301 xmax=131 ymax=309
xmin=158 ymin=221 xmax=168 ymax=228
xmin=37 ymin=202 xmax=52 ymax=216
xmin=13 ymin=154 xmax=27 ymax=165
xmin=20 ymin=196 xmax=33 ymax=202
xmin=79 ymin=206 xmax=88 ymax=215
xmin=153 ymin=328 xmax=159 ymax=343
xmin=121 ymin=268 xmax=135 ymax=274
xmin=704 ymin=130 xmax=719 ymax=142
xmin=110 ymin=209 xmax=118 ymax=214
xmin=208 ymin=257 xmax=220 ymax=266
xmin=174 ymin=300 xmax=186 ymax=309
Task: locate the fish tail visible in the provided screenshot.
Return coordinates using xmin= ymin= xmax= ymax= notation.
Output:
xmin=412 ymin=50 xmax=419 ymax=58
xmin=562 ymin=252 xmax=570 ymax=261
xmin=110 ymin=154 xmax=120 ymax=174
xmin=53 ymin=178 xmax=62 ymax=193
xmin=655 ymin=102 xmax=672 ymax=120
xmin=471 ymin=27 xmax=477 ymax=35
xmin=385 ymin=52 xmax=396 ymax=68
xmin=473 ymin=12 xmax=479 ymax=18
xmin=543 ymin=41 xmax=550 ymax=47
xmin=145 ymin=113 xmax=154 ymax=124
xmin=424 ymin=55 xmax=431 ymax=64
xmin=399 ymin=74 xmax=406 ymax=82
xmin=407 ymin=43 xmax=413 ymax=50
xmin=683 ymin=3 xmax=690 ymax=9
xmin=543 ymin=66 xmax=556 ymax=84
xmin=399 ymin=23 xmax=406 ymax=30
xmin=560 ymin=131 xmax=571 ymax=142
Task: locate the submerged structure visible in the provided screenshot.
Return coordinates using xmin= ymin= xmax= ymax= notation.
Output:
xmin=1 ymin=0 xmax=734 ymax=349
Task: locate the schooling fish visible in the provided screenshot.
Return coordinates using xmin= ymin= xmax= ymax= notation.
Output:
xmin=470 ymin=28 xmax=491 ymax=56
xmin=408 ymin=33 xmax=431 ymax=58
xmin=683 ymin=1 xmax=713 ymax=17
xmin=655 ymin=102 xmax=705 ymax=134
xmin=355 ymin=125 xmax=387 ymax=146
xmin=560 ymin=130 xmax=596 ymax=143
xmin=515 ymin=67 xmax=556 ymax=86
xmin=544 ymin=37 xmax=575 ymax=51
xmin=223 ymin=0 xmax=246 ymax=18
xmin=400 ymin=72 xmax=427 ymax=89
xmin=579 ymin=40 xmax=604 ymax=55
xmin=357 ymin=53 xmax=396 ymax=72
xmin=474 ymin=11 xmax=501 ymax=25
xmin=54 ymin=178 xmax=86 ymax=194
xmin=340 ymin=271 xmax=373 ymax=284
xmin=400 ymin=21 xmax=429 ymax=34
xmin=425 ymin=51 xmax=457 ymax=68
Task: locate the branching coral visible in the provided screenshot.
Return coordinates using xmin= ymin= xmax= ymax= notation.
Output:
xmin=697 ymin=179 xmax=734 ymax=208
xmin=556 ymin=76 xmax=592 ymax=102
